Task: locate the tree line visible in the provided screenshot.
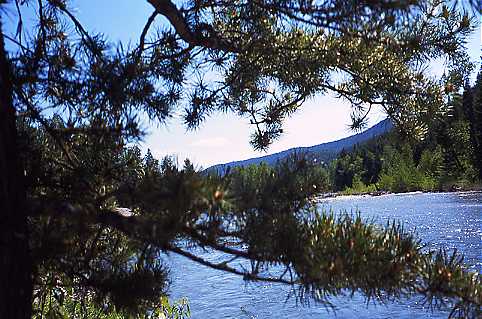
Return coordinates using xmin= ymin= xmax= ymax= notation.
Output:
xmin=326 ymin=72 xmax=482 ymax=194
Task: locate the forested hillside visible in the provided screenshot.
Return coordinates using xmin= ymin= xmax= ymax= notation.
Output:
xmin=328 ymin=72 xmax=482 ymax=194
xmin=225 ymin=71 xmax=482 ymax=195
xmin=208 ymin=119 xmax=392 ymax=174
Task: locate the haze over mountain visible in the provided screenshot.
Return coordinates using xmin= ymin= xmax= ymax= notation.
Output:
xmin=207 ymin=119 xmax=392 ymax=174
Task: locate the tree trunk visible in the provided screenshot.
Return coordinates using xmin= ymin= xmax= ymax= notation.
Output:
xmin=0 ymin=22 xmax=33 ymax=318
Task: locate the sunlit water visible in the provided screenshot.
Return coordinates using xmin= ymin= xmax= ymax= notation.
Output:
xmin=166 ymin=192 xmax=482 ymax=318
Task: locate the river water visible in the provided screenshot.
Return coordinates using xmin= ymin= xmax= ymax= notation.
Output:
xmin=166 ymin=192 xmax=482 ymax=318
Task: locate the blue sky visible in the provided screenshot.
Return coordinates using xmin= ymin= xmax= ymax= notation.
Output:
xmin=3 ymin=0 xmax=480 ymax=168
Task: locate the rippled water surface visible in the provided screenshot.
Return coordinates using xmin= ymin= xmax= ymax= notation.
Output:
xmin=166 ymin=192 xmax=482 ymax=318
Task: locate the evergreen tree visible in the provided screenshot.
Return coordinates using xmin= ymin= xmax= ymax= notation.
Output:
xmin=468 ymin=71 xmax=482 ymax=179
xmin=0 ymin=1 xmax=480 ymax=318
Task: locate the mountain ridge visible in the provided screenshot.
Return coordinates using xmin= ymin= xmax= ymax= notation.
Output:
xmin=207 ymin=118 xmax=392 ymax=174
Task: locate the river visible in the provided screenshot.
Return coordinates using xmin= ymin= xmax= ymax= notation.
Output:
xmin=166 ymin=191 xmax=482 ymax=318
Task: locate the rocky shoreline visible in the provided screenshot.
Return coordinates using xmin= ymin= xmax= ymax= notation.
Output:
xmin=317 ymin=188 xmax=482 ymax=200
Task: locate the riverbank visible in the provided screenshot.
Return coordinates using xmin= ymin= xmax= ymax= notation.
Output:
xmin=317 ymin=184 xmax=482 ymax=200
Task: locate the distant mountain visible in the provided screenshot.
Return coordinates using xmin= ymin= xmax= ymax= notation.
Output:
xmin=206 ymin=119 xmax=392 ymax=174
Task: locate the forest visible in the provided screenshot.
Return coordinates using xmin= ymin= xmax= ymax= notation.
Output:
xmin=327 ymin=75 xmax=482 ymax=194
xmin=233 ymin=74 xmax=482 ymax=196
xmin=0 ymin=0 xmax=480 ymax=318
